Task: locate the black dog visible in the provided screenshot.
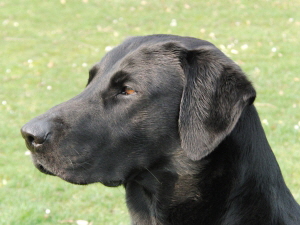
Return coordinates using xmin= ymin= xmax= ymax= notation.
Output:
xmin=21 ymin=35 xmax=300 ymax=224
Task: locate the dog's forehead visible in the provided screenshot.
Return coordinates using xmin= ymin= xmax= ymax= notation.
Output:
xmin=92 ymin=39 xmax=183 ymax=81
xmin=100 ymin=35 xmax=214 ymax=67
xmin=109 ymin=41 xmax=177 ymax=66
xmin=88 ymin=35 xmax=216 ymax=87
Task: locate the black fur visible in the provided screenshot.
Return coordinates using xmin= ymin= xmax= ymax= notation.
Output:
xmin=21 ymin=35 xmax=300 ymax=224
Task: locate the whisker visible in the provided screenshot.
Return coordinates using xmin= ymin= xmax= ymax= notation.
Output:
xmin=66 ymin=156 xmax=75 ymax=169
xmin=144 ymin=167 xmax=161 ymax=184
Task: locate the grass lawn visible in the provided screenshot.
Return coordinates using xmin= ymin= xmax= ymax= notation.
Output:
xmin=1 ymin=0 xmax=299 ymax=224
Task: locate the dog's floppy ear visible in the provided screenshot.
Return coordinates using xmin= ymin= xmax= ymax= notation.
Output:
xmin=179 ymin=46 xmax=256 ymax=161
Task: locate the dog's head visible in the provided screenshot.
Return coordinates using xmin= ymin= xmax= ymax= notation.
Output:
xmin=21 ymin=35 xmax=255 ymax=186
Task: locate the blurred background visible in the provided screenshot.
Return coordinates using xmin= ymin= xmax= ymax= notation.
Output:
xmin=1 ymin=0 xmax=299 ymax=224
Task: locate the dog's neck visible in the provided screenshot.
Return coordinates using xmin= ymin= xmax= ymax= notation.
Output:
xmin=124 ymin=105 xmax=298 ymax=225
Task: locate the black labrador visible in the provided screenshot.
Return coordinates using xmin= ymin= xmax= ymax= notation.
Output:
xmin=21 ymin=35 xmax=300 ymax=225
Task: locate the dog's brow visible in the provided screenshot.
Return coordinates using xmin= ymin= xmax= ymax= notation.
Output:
xmin=111 ymin=71 xmax=130 ymax=84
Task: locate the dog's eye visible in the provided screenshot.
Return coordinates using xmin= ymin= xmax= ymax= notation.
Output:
xmin=121 ymin=86 xmax=136 ymax=95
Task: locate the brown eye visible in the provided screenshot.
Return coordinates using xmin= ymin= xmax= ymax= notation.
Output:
xmin=121 ymin=86 xmax=136 ymax=95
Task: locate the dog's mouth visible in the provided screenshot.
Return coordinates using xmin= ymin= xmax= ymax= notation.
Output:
xmin=101 ymin=180 xmax=123 ymax=187
xmin=34 ymin=162 xmax=56 ymax=176
xmin=33 ymin=159 xmax=124 ymax=187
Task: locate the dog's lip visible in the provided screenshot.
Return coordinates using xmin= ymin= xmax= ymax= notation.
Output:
xmin=35 ymin=163 xmax=56 ymax=176
xmin=101 ymin=180 xmax=123 ymax=187
xmin=34 ymin=161 xmax=123 ymax=186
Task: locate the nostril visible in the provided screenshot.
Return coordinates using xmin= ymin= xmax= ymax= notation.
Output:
xmin=23 ymin=131 xmax=48 ymax=146
xmin=32 ymin=133 xmax=48 ymax=145
xmin=27 ymin=135 xmax=35 ymax=144
xmin=21 ymin=122 xmax=51 ymax=151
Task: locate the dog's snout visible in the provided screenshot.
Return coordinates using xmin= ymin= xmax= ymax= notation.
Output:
xmin=21 ymin=119 xmax=51 ymax=151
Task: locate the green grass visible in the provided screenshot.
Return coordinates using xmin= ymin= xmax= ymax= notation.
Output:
xmin=1 ymin=0 xmax=299 ymax=224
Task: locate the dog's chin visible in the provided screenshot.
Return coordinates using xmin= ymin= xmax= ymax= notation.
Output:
xmin=101 ymin=180 xmax=123 ymax=187
xmin=60 ymin=174 xmax=123 ymax=187
xmin=35 ymin=163 xmax=56 ymax=176
xmin=34 ymin=163 xmax=123 ymax=187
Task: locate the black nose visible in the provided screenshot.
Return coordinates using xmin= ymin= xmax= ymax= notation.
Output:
xmin=21 ymin=119 xmax=50 ymax=151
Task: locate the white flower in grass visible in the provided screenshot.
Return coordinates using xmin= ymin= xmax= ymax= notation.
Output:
xmin=231 ymin=49 xmax=238 ymax=54
xmin=27 ymin=59 xmax=34 ymax=68
xmin=105 ymin=46 xmax=114 ymax=52
xmin=219 ymin=45 xmax=226 ymax=50
xmin=170 ymin=19 xmax=177 ymax=27
xmin=184 ymin=4 xmax=191 ymax=9
xmin=25 ymin=150 xmax=31 ymax=156
xmin=241 ymin=44 xmax=248 ymax=50
xmin=200 ymin=28 xmax=206 ymax=33
xmin=76 ymin=220 xmax=89 ymax=225
xmin=262 ymin=119 xmax=269 ymax=126
xmin=209 ymin=32 xmax=216 ymax=40
xmin=113 ymin=31 xmax=119 ymax=37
